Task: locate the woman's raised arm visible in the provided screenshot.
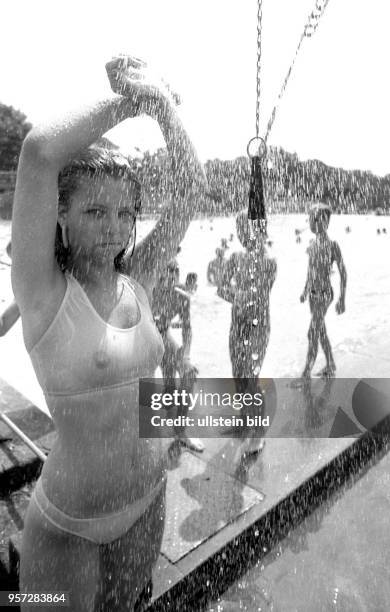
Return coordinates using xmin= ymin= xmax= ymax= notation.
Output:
xmin=110 ymin=60 xmax=208 ymax=292
xmin=130 ymin=102 xmax=207 ymax=293
xmin=11 ymin=86 xmax=138 ymax=309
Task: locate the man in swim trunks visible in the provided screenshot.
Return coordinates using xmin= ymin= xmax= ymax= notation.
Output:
xmin=152 ymin=259 xmax=204 ymax=452
xmin=300 ymin=202 xmax=347 ymax=378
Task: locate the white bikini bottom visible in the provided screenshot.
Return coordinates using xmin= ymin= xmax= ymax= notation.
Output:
xmin=31 ymin=476 xmax=166 ymax=545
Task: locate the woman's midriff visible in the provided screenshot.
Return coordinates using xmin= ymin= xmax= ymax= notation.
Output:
xmin=39 ymin=388 xmax=167 ymax=517
xmin=40 ymin=434 xmax=166 ymax=517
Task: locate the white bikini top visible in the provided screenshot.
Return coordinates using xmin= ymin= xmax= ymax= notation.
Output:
xmin=29 ymin=272 xmax=164 ymax=399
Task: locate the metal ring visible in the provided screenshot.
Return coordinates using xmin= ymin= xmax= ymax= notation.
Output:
xmin=247 ymin=136 xmax=267 ymax=159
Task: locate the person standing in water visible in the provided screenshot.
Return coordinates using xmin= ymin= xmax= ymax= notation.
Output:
xmin=11 ymin=55 xmax=207 ymax=611
xmin=207 ymin=247 xmax=226 ymax=287
xmin=218 ymin=211 xmax=277 ymax=455
xmin=152 ymin=259 xmax=204 ymax=452
xmin=300 ymin=203 xmax=347 ymax=379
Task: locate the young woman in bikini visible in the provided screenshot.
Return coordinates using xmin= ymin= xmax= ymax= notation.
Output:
xmin=12 ymin=55 xmax=206 ymax=611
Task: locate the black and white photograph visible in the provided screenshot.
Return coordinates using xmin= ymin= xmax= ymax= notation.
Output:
xmin=1 ymin=0 xmax=390 ymax=610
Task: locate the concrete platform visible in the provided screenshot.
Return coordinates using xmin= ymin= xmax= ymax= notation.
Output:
xmin=1 ymin=377 xmax=390 ymax=611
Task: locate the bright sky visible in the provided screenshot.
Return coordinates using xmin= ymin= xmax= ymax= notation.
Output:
xmin=1 ymin=0 xmax=389 ymax=175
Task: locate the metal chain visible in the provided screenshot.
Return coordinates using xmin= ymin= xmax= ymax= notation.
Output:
xmin=263 ymin=0 xmax=331 ymax=143
xmin=304 ymin=0 xmax=331 ymax=37
xmin=255 ymin=0 xmax=263 ymax=137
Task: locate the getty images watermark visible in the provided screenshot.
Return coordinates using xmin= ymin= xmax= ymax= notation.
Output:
xmin=149 ymin=388 xmax=269 ymax=430
xmin=139 ymin=378 xmax=275 ymax=439
xmin=138 ymin=378 xmax=390 ymax=439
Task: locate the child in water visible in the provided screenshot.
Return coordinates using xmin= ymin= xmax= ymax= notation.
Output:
xmin=300 ymin=203 xmax=347 ymax=378
xmin=207 ymin=247 xmax=226 ymax=287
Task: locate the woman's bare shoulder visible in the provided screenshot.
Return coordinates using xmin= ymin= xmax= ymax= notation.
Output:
xmin=124 ymin=275 xmax=151 ymax=307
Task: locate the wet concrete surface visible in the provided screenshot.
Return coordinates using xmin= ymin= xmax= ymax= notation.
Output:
xmin=208 ymin=446 xmax=390 ymax=612
xmin=163 ymin=451 xmax=264 ymax=562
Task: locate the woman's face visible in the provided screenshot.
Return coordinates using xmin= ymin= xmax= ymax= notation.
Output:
xmin=63 ymin=174 xmax=138 ymax=264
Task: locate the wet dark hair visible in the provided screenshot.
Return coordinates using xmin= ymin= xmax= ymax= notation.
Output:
xmin=55 ymin=147 xmax=142 ymax=271
xmin=310 ymin=203 xmax=331 ymax=226
xmin=185 ymin=272 xmax=197 ymax=286
xmin=167 ymin=258 xmax=180 ymax=274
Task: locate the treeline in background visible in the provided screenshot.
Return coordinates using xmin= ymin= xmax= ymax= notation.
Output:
xmin=1 ymin=101 xmax=389 ymax=219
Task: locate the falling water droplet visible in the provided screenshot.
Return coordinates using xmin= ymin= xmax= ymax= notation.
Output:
xmin=252 ymin=352 xmax=259 ymax=360
xmin=333 ymin=587 xmax=339 ymax=605
xmin=253 ymin=318 xmax=258 ymax=326
xmin=244 ymin=339 xmax=249 ymax=346
xmin=253 ymin=366 xmax=261 ymax=376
